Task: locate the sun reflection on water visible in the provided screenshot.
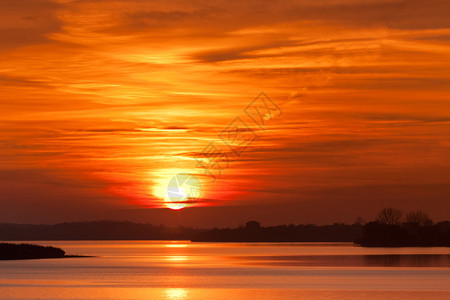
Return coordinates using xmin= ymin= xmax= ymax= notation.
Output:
xmin=165 ymin=244 xmax=188 ymax=248
xmin=164 ymin=288 xmax=188 ymax=300
xmin=165 ymin=255 xmax=188 ymax=262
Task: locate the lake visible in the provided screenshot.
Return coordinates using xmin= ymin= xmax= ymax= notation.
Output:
xmin=0 ymin=241 xmax=449 ymax=299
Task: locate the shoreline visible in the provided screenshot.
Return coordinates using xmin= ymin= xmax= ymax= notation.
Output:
xmin=0 ymin=243 xmax=91 ymax=261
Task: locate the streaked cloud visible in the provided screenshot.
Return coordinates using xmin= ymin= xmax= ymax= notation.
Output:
xmin=0 ymin=0 xmax=449 ymax=224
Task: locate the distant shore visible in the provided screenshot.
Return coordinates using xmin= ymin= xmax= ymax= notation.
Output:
xmin=0 ymin=217 xmax=448 ymax=247
xmin=0 ymin=243 xmax=89 ymax=260
xmin=355 ymin=221 xmax=450 ymax=247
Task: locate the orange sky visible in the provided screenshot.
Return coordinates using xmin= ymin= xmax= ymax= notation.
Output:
xmin=1 ymin=0 xmax=449 ymax=226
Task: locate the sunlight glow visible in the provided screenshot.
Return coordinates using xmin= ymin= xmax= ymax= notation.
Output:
xmin=164 ymin=288 xmax=188 ymax=300
xmin=165 ymin=255 xmax=188 ymax=262
xmin=165 ymin=244 xmax=188 ymax=248
xmin=151 ymin=170 xmax=202 ymax=210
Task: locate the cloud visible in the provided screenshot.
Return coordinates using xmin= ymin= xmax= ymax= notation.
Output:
xmin=191 ymin=39 xmax=299 ymax=63
xmin=1 ymin=0 xmax=449 ymax=224
xmin=0 ymin=0 xmax=63 ymax=49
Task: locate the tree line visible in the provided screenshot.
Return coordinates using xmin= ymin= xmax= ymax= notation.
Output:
xmin=0 ymin=211 xmax=448 ymax=246
xmin=357 ymin=207 xmax=450 ymax=247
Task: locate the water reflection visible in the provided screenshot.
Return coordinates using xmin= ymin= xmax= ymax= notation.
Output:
xmin=165 ymin=255 xmax=188 ymax=262
xmin=236 ymin=254 xmax=450 ymax=267
xmin=363 ymin=254 xmax=450 ymax=267
xmin=165 ymin=244 xmax=188 ymax=248
xmin=0 ymin=241 xmax=449 ymax=300
xmin=164 ymin=288 xmax=188 ymax=300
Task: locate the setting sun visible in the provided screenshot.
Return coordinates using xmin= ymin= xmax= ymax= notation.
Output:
xmin=152 ymin=172 xmax=202 ymax=210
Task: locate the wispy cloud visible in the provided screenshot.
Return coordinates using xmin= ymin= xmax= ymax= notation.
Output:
xmin=0 ymin=0 xmax=449 ymax=224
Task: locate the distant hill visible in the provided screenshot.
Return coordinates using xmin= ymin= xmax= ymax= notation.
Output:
xmin=0 ymin=221 xmax=197 ymax=241
xmin=0 ymin=220 xmax=363 ymax=242
xmin=192 ymin=221 xmax=363 ymax=242
xmin=1 ymin=219 xmax=448 ymax=245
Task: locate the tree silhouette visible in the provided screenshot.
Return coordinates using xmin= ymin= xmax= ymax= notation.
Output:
xmin=406 ymin=211 xmax=433 ymax=226
xmin=245 ymin=221 xmax=261 ymax=230
xmin=354 ymin=217 xmax=365 ymax=225
xmin=377 ymin=207 xmax=403 ymax=225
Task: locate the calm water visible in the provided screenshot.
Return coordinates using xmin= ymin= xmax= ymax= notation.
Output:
xmin=0 ymin=241 xmax=449 ymax=299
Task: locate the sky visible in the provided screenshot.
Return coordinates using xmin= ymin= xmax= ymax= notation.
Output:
xmin=1 ymin=0 xmax=449 ymax=227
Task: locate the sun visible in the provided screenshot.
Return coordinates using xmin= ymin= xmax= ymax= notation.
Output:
xmin=165 ymin=173 xmax=202 ymax=210
xmin=164 ymin=186 xmax=188 ymax=210
xmin=153 ymin=171 xmax=202 ymax=210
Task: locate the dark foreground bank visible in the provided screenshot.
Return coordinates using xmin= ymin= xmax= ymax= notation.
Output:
xmin=0 ymin=243 xmax=85 ymax=260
